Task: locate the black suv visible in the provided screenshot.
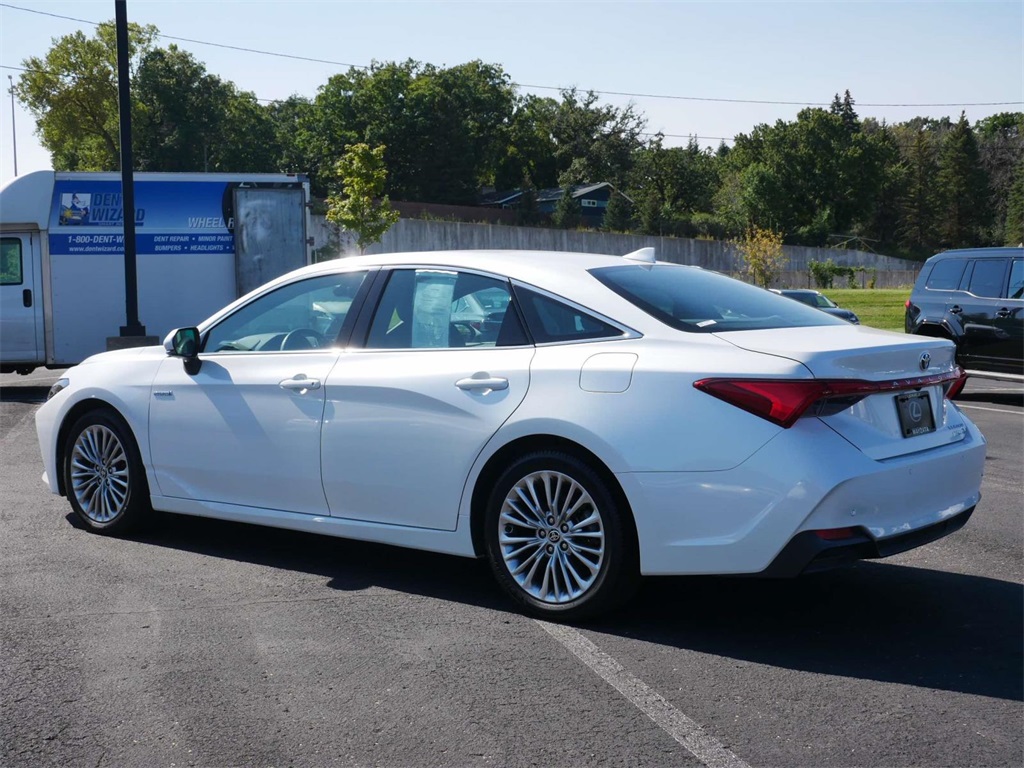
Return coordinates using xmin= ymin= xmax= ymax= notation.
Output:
xmin=905 ymin=247 xmax=1023 ymax=380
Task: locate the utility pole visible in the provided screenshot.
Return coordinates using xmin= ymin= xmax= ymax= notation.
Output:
xmin=106 ymin=0 xmax=156 ymax=351
xmin=7 ymin=75 xmax=16 ymax=176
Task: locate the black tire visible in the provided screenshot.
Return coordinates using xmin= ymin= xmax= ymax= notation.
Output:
xmin=484 ymin=451 xmax=639 ymax=620
xmin=62 ymin=409 xmax=150 ymax=535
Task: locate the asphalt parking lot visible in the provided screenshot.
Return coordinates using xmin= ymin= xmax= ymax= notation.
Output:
xmin=2 ymin=370 xmax=1021 ymax=768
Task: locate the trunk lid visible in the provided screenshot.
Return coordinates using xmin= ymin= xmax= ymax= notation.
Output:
xmin=714 ymin=326 xmax=969 ymax=460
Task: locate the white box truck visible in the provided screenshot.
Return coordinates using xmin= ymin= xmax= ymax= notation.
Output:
xmin=1 ymin=171 xmax=312 ymax=373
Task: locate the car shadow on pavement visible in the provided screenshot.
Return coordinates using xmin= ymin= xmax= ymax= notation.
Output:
xmin=101 ymin=512 xmax=1022 ymax=703
xmin=595 ymin=563 xmax=1023 ymax=703
xmin=956 ymin=389 xmax=1024 ymax=408
xmin=0 ymin=385 xmax=50 ymax=403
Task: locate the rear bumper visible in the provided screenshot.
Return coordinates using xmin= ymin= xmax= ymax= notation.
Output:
xmin=758 ymin=505 xmax=976 ymax=578
xmin=619 ymin=414 xmax=986 ymax=576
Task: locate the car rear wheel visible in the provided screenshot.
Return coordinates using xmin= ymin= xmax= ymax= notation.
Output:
xmin=63 ymin=409 xmax=150 ymax=534
xmin=484 ymin=451 xmax=638 ymax=620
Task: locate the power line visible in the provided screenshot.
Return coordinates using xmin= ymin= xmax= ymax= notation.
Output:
xmin=2 ymin=2 xmax=1021 ymax=109
xmin=1 ymin=63 xmax=736 ymax=144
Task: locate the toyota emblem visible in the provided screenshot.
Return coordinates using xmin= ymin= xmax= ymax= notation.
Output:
xmin=920 ymin=352 xmax=931 ymax=371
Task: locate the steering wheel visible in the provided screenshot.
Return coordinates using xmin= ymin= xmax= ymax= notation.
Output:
xmin=281 ymin=328 xmax=326 ymax=350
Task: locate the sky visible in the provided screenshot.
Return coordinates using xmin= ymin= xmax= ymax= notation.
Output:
xmin=1 ymin=0 xmax=1022 ymax=187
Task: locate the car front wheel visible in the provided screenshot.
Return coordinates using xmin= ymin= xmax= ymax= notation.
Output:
xmin=484 ymin=451 xmax=639 ymax=620
xmin=63 ymin=409 xmax=150 ymax=534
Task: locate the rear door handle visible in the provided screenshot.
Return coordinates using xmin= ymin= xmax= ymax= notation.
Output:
xmin=279 ymin=376 xmax=321 ymax=393
xmin=948 ymin=305 xmax=962 ymax=315
xmin=22 ymin=289 xmax=31 ymax=308
xmin=996 ymin=308 xmax=1012 ymax=318
xmin=455 ymin=376 xmax=509 ymax=394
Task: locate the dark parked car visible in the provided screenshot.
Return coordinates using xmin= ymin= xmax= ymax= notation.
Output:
xmin=905 ymin=247 xmax=1024 ymax=381
xmin=772 ymin=289 xmax=860 ymax=323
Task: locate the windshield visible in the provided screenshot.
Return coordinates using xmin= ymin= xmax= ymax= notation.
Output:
xmin=591 ymin=265 xmax=847 ymax=333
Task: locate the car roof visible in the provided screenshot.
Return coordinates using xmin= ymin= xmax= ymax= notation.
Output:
xmin=291 ymin=249 xmax=701 ymax=294
xmin=779 ymin=289 xmax=821 ymax=295
xmin=926 ymin=247 xmax=1024 ymax=262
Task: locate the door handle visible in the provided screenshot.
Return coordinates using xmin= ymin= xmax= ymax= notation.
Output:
xmin=22 ymin=289 xmax=31 ymax=308
xmin=455 ymin=376 xmax=509 ymax=394
xmin=948 ymin=305 xmax=962 ymax=315
xmin=996 ymin=308 xmax=1012 ymax=318
xmin=279 ymin=376 xmax=321 ymax=393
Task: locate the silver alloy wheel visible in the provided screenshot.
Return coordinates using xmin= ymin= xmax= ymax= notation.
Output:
xmin=498 ymin=470 xmax=605 ymax=604
xmin=70 ymin=425 xmax=130 ymax=523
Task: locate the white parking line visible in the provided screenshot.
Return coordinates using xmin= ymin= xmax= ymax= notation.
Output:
xmin=536 ymin=620 xmax=751 ymax=768
xmin=957 ymin=404 xmax=1022 ymax=416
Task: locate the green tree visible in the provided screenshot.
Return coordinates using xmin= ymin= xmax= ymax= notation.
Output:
xmin=603 ymin=188 xmax=633 ymax=232
xmin=496 ymin=94 xmax=559 ymax=190
xmin=267 ymin=95 xmax=312 ymax=175
xmin=551 ymin=165 xmax=584 ymax=229
xmin=15 ymin=20 xmax=158 ymax=170
xmin=896 ymin=127 xmax=940 ymax=254
xmin=734 ymin=226 xmax=787 ymax=287
xmin=1005 ymin=158 xmax=1024 ymax=246
xmin=325 ymin=144 xmax=400 ymax=253
xmin=937 ymin=112 xmax=990 ymax=247
xmin=301 ymin=60 xmax=515 ymax=203
xmin=859 ymin=119 xmax=905 ymax=249
xmin=551 ymin=88 xmax=645 ymax=186
xmin=717 ymin=103 xmax=884 ymax=245
xmin=515 ymin=173 xmax=541 ymax=226
xmin=975 ymin=112 xmax=1024 ymax=244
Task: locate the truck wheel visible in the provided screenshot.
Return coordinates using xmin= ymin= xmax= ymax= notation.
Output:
xmin=484 ymin=451 xmax=639 ymax=620
xmin=63 ymin=409 xmax=150 ymax=534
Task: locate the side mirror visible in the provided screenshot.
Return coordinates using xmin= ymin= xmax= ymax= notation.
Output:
xmin=164 ymin=327 xmax=202 ymax=375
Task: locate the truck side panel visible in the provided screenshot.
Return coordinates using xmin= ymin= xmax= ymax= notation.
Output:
xmin=44 ymin=175 xmax=309 ymax=364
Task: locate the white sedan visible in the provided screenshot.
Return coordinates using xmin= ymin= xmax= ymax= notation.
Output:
xmin=36 ymin=249 xmax=986 ymax=619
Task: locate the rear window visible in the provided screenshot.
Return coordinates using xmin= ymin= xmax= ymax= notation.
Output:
xmin=591 ymin=265 xmax=845 ymax=333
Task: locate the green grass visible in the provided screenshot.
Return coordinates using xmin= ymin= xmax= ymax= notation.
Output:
xmin=826 ymin=289 xmax=910 ymax=332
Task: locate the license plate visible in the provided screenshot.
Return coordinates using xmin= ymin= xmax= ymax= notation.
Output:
xmin=896 ymin=391 xmax=936 ymax=437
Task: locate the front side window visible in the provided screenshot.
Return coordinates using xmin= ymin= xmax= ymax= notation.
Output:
xmin=1 ymin=238 xmax=23 ymax=286
xmin=592 ymin=264 xmax=844 ymax=333
xmin=366 ymin=269 xmax=524 ymax=349
xmin=204 ymin=271 xmax=368 ymax=353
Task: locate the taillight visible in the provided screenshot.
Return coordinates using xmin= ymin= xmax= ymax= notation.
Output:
xmin=694 ymin=368 xmax=964 ymax=428
xmin=944 ymin=371 xmax=968 ymax=399
xmin=905 ymin=299 xmax=912 ymax=309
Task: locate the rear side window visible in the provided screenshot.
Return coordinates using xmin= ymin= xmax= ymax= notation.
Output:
xmin=1008 ymin=260 xmax=1024 ymax=300
xmin=1 ymin=238 xmax=22 ymax=285
xmin=965 ymin=259 xmax=1008 ymax=298
xmin=925 ymin=259 xmax=967 ymax=290
xmin=591 ymin=264 xmax=844 ymax=333
xmin=366 ymin=269 xmax=525 ymax=349
xmin=514 ymin=287 xmax=623 ymax=343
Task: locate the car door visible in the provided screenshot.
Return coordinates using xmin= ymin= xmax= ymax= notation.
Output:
xmin=988 ymin=257 xmax=1024 ymax=372
xmin=320 ymin=268 xmax=534 ymax=530
xmin=952 ymin=258 xmax=1011 ymax=369
xmin=149 ymin=270 xmax=370 ymax=514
